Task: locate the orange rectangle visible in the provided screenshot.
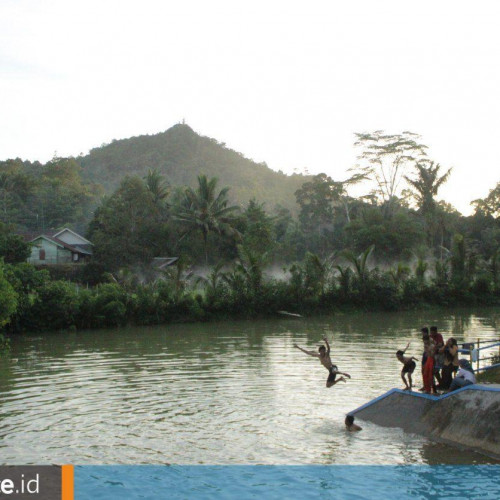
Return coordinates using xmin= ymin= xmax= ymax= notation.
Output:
xmin=61 ymin=465 xmax=74 ymax=500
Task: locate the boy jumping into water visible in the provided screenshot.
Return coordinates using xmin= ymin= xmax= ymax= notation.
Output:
xmin=294 ymin=337 xmax=351 ymax=387
xmin=396 ymin=342 xmax=418 ymax=391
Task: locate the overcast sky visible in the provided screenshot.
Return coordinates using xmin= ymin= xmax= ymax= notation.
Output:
xmin=1 ymin=0 xmax=499 ymax=214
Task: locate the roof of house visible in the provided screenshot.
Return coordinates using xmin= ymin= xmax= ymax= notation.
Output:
xmin=52 ymin=228 xmax=93 ymax=245
xmin=29 ymin=234 xmax=93 ymax=256
xmin=20 ymin=228 xmax=93 ymax=256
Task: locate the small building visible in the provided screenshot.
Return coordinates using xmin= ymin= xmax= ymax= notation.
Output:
xmin=27 ymin=228 xmax=93 ymax=265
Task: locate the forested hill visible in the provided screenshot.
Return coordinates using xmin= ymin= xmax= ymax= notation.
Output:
xmin=79 ymin=124 xmax=308 ymax=212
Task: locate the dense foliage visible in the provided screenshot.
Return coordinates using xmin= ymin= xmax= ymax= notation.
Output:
xmin=1 ymin=235 xmax=500 ymax=334
xmin=79 ymin=123 xmax=307 ymax=214
xmin=1 ymin=126 xmax=500 ymax=334
xmin=0 ymin=157 xmax=103 ymax=233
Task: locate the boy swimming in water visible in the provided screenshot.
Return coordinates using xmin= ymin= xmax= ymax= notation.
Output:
xmin=396 ymin=342 xmax=418 ymax=391
xmin=345 ymin=415 xmax=362 ymax=431
xmin=294 ymin=337 xmax=351 ymax=387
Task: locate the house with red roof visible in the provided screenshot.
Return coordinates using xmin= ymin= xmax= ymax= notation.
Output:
xmin=27 ymin=228 xmax=93 ymax=265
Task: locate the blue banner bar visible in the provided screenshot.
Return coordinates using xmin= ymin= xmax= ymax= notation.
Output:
xmin=74 ymin=465 xmax=500 ymax=499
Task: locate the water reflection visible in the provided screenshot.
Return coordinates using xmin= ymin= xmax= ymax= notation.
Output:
xmin=0 ymin=309 xmax=499 ymax=465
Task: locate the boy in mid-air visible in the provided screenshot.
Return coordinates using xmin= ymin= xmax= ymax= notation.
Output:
xmin=396 ymin=342 xmax=418 ymax=391
xmin=294 ymin=337 xmax=351 ymax=387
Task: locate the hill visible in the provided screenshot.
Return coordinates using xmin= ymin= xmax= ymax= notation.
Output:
xmin=79 ymin=124 xmax=308 ymax=213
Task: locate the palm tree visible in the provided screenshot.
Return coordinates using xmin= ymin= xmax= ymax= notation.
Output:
xmin=194 ymin=261 xmax=226 ymax=302
xmin=404 ymin=161 xmax=452 ymax=215
xmin=405 ymin=161 xmax=452 ymax=247
xmin=221 ymin=245 xmax=268 ymax=302
xmin=414 ymin=257 xmax=428 ymax=286
xmin=161 ymin=258 xmax=194 ymax=303
xmin=339 ymin=245 xmax=375 ymax=297
xmin=389 ymin=263 xmax=410 ymax=287
xmin=302 ymin=252 xmax=328 ymax=296
xmin=144 ymin=169 xmax=170 ymax=206
xmin=341 ymin=245 xmax=375 ymax=283
xmin=174 ymin=175 xmax=240 ymax=264
xmin=335 ymin=265 xmax=353 ymax=298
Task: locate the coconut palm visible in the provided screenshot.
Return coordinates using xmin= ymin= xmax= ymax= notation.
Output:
xmin=174 ymin=175 xmax=240 ymax=264
xmin=404 ymin=161 xmax=452 ymax=216
xmin=144 ymin=169 xmax=170 ymax=206
xmin=405 ymin=161 xmax=452 ymax=248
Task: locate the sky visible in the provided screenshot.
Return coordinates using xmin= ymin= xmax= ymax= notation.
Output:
xmin=1 ymin=0 xmax=500 ymax=215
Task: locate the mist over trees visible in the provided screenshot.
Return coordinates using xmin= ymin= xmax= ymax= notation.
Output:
xmin=1 ymin=124 xmax=500 ymax=333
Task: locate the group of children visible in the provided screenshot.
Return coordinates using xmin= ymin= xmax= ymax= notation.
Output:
xmin=294 ymin=327 xmax=478 ymax=432
xmin=396 ymin=326 xmax=476 ymax=393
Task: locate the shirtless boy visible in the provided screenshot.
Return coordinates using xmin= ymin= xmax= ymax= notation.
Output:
xmin=294 ymin=337 xmax=351 ymax=387
xmin=396 ymin=342 xmax=418 ymax=391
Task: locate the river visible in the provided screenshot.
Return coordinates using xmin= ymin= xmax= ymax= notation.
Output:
xmin=1 ymin=308 xmax=499 ymax=465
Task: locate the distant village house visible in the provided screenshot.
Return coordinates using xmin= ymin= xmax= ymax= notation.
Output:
xmin=27 ymin=228 xmax=93 ymax=265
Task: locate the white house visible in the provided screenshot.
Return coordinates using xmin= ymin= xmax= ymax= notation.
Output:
xmin=27 ymin=228 xmax=93 ymax=265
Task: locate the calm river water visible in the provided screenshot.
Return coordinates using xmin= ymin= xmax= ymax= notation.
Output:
xmin=1 ymin=308 xmax=499 ymax=465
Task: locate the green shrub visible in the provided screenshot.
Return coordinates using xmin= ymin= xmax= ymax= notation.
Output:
xmin=28 ymin=280 xmax=78 ymax=331
xmin=102 ymin=300 xmax=127 ymax=327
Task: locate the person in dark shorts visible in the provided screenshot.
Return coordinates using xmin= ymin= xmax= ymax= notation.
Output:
xmin=396 ymin=342 xmax=418 ymax=391
xmin=439 ymin=337 xmax=459 ymax=390
xmin=327 ymin=364 xmax=341 ymax=385
xmin=294 ymin=337 xmax=351 ymax=388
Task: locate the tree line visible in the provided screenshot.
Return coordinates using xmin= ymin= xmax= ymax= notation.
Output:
xmin=1 ymin=130 xmax=500 ymax=335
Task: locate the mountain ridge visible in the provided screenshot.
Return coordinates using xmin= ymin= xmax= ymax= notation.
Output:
xmin=78 ymin=123 xmax=309 ymax=213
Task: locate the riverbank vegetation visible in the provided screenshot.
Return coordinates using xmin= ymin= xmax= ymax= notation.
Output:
xmin=477 ymin=364 xmax=500 ymax=384
xmin=1 ymin=127 xmax=500 ymax=333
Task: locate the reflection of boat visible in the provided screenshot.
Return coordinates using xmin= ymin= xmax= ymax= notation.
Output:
xmin=277 ymin=310 xmax=303 ymax=318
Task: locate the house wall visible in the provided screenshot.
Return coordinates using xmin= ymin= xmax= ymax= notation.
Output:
xmin=57 ymin=247 xmax=73 ymax=264
xmin=28 ymin=239 xmax=72 ymax=265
